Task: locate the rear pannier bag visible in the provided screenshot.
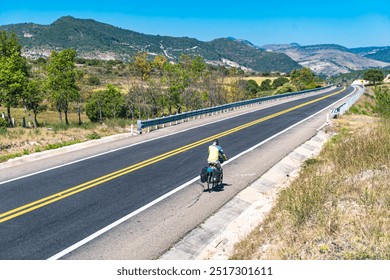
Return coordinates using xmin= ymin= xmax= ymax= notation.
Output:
xmin=200 ymin=166 xmax=208 ymax=183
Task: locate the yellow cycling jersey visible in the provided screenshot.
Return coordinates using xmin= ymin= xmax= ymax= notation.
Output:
xmin=208 ymin=145 xmax=220 ymax=163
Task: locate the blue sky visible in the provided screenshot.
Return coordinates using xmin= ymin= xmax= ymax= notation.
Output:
xmin=1 ymin=0 xmax=389 ymax=48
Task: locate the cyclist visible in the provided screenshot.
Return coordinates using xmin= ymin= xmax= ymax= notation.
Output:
xmin=207 ymin=139 xmax=227 ymax=171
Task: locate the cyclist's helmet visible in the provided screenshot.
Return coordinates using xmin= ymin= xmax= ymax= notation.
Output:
xmin=213 ymin=139 xmax=219 ymax=145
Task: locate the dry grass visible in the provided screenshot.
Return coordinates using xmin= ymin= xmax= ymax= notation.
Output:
xmin=230 ymin=92 xmax=390 ymax=260
xmin=224 ymin=76 xmax=281 ymax=85
xmin=0 ymin=107 xmax=132 ymax=162
xmin=241 ymin=76 xmax=281 ymax=83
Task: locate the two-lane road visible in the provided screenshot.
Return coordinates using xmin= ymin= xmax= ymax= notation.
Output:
xmin=0 ymin=86 xmax=354 ymax=259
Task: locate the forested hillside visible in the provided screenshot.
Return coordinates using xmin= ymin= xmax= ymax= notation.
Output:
xmin=365 ymin=48 xmax=390 ymax=63
xmin=0 ymin=16 xmax=300 ymax=73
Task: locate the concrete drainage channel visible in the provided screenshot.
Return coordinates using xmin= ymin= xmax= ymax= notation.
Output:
xmin=160 ymin=129 xmax=331 ymax=260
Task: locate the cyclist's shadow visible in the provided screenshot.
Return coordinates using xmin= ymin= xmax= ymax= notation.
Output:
xmin=204 ymin=182 xmax=230 ymax=193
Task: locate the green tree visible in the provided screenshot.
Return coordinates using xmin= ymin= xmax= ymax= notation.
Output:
xmin=86 ymin=90 xmax=105 ymax=123
xmin=86 ymin=84 xmax=124 ymax=122
xmin=180 ymin=55 xmax=210 ymax=110
xmin=274 ymin=82 xmax=298 ymax=94
xmin=179 ymin=54 xmax=192 ymax=71
xmin=290 ymin=67 xmax=318 ymax=90
xmin=125 ymin=84 xmax=141 ymax=120
xmin=46 ymin=49 xmax=80 ymax=125
xmin=152 ymin=55 xmax=167 ymax=77
xmin=228 ymin=78 xmax=246 ymax=102
xmin=0 ymin=31 xmax=29 ymax=126
xmin=272 ymin=77 xmax=289 ymax=89
xmin=128 ymin=52 xmax=152 ymax=118
xmin=363 ymin=69 xmax=384 ymax=85
xmin=260 ymin=79 xmax=272 ymax=91
xmin=22 ymin=79 xmax=47 ymax=127
xmin=191 ymin=55 xmax=207 ymax=79
xmin=162 ymin=63 xmax=187 ymax=115
xmin=245 ymin=79 xmax=259 ymax=99
xmin=203 ymin=70 xmax=226 ymax=107
xmin=104 ymin=84 xmax=124 ymax=119
xmin=131 ymin=52 xmax=151 ymax=82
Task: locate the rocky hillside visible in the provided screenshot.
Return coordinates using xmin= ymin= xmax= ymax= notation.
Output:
xmin=263 ymin=43 xmax=390 ymax=77
xmin=0 ymin=16 xmax=300 ymax=73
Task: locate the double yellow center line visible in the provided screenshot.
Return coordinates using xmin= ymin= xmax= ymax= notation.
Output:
xmin=0 ymin=87 xmax=345 ymax=223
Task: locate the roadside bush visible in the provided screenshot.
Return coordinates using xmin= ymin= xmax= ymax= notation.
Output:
xmin=87 ymin=132 xmax=101 ymax=140
xmin=374 ymin=86 xmax=390 ymax=118
xmin=274 ymin=82 xmax=298 ymax=94
xmin=86 ymin=76 xmax=101 ymax=86
xmin=86 ymin=84 xmax=126 ymax=122
xmin=272 ymin=77 xmax=289 ymax=89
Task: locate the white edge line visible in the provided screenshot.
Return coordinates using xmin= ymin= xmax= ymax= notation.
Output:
xmin=47 ymin=86 xmax=357 ymax=260
xmin=47 ymin=176 xmax=199 ymax=260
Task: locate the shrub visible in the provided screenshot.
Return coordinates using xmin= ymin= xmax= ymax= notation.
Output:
xmin=45 ymin=140 xmax=81 ymax=150
xmin=87 ymin=76 xmax=101 ymax=86
xmin=87 ymin=132 xmax=101 ymax=140
xmin=374 ymin=86 xmax=390 ymax=118
xmin=274 ymin=82 xmax=298 ymax=94
xmin=85 ymin=84 xmax=125 ymax=122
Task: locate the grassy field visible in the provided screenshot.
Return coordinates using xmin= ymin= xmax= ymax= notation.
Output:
xmin=0 ymin=107 xmax=133 ymax=162
xmin=230 ymin=86 xmax=390 ymax=260
xmin=224 ymin=76 xmax=281 ymax=85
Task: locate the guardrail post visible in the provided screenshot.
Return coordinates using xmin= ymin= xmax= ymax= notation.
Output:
xmin=137 ymin=120 xmax=142 ymax=134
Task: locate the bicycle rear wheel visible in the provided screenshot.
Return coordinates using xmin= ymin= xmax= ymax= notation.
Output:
xmin=206 ymin=173 xmax=214 ymax=193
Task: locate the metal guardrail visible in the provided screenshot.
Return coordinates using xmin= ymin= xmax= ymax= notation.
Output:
xmin=330 ymin=85 xmax=365 ymax=118
xmin=137 ymin=85 xmax=332 ymax=133
xmin=330 ymin=103 xmax=346 ymax=118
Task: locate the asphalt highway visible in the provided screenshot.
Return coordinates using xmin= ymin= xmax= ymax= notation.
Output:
xmin=0 ymin=86 xmax=354 ymax=259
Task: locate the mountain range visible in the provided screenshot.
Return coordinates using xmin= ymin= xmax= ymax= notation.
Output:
xmin=1 ymin=16 xmax=389 ymax=76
